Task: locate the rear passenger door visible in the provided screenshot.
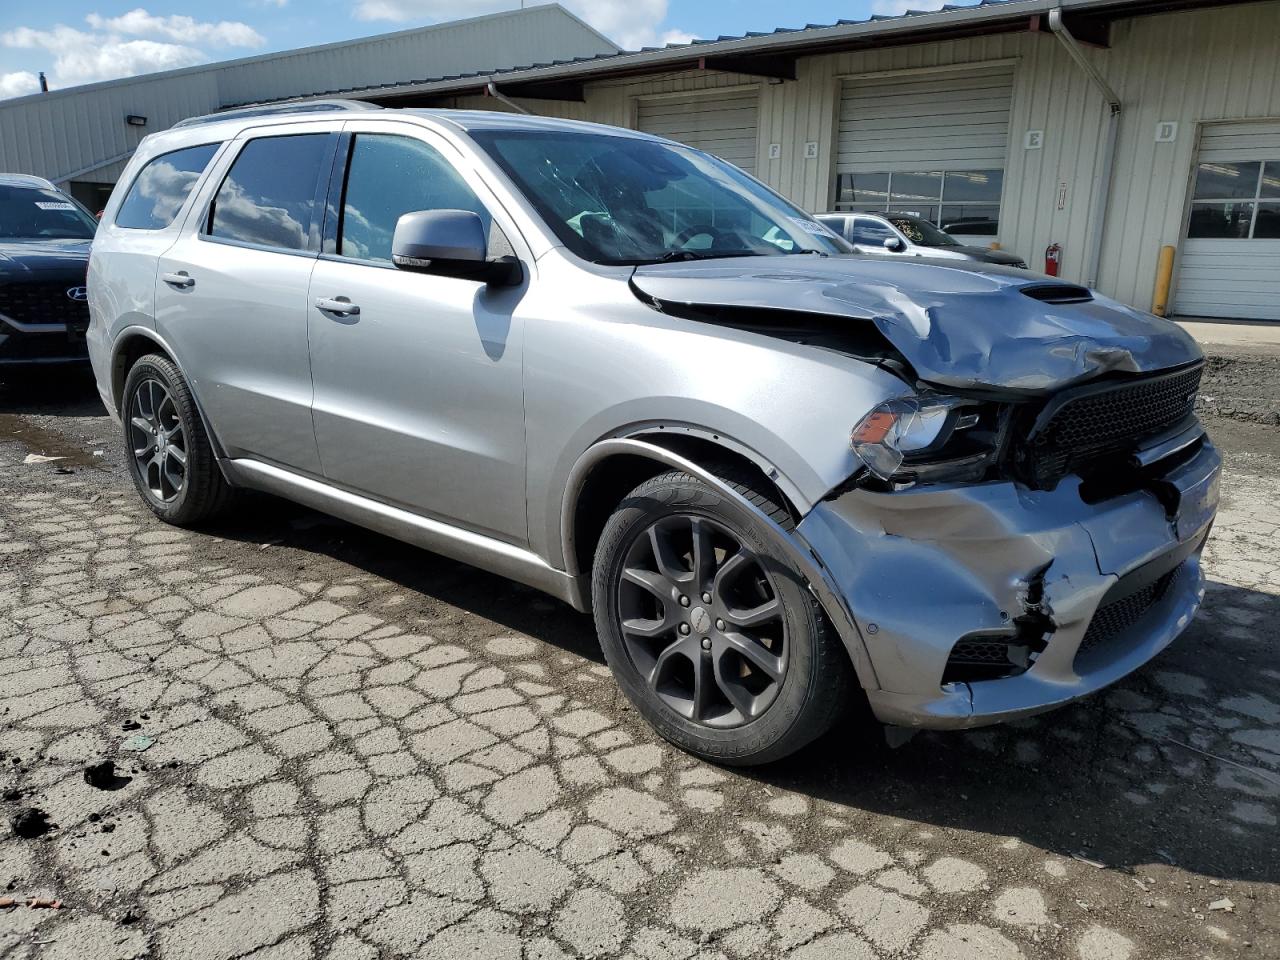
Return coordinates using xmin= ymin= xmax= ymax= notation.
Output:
xmin=305 ymin=122 xmax=530 ymax=543
xmin=156 ymin=124 xmax=337 ymax=475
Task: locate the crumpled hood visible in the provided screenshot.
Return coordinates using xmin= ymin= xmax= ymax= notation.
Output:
xmin=631 ymin=255 xmax=1202 ymax=393
xmin=0 ymin=239 xmax=92 ymax=276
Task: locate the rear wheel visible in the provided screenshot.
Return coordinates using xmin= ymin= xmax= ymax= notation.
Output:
xmin=592 ymin=470 xmax=851 ymax=765
xmin=122 ymin=354 xmax=231 ymax=526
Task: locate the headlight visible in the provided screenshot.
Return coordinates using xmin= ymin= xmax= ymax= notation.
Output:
xmin=850 ymin=396 xmax=962 ymax=480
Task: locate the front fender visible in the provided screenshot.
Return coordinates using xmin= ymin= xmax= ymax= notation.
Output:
xmin=560 ymin=438 xmax=882 ymax=691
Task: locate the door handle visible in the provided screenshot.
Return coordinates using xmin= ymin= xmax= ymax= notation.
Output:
xmin=162 ymin=271 xmax=195 ymax=288
xmin=315 ymin=296 xmax=360 ymax=317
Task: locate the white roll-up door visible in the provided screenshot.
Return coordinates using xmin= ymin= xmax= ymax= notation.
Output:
xmin=834 ymin=65 xmax=1013 ymax=240
xmin=1175 ymin=120 xmax=1280 ymax=321
xmin=636 ymin=89 xmax=759 ymax=175
xmin=837 ymin=65 xmax=1014 ymax=173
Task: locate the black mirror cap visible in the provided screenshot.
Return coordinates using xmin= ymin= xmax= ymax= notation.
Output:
xmin=391 ymin=209 xmax=522 ymax=286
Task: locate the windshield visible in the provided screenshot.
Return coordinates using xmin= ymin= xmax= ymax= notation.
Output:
xmin=0 ymin=184 xmax=97 ymax=240
xmin=471 ymin=130 xmax=851 ymax=265
xmin=886 ymin=215 xmax=960 ymax=248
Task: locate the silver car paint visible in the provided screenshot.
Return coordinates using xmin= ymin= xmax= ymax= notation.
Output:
xmin=88 ymin=108 xmax=1219 ymax=731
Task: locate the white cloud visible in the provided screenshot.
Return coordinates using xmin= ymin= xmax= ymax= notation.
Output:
xmin=351 ymin=0 xmax=695 ymax=50
xmin=84 ymin=10 xmax=265 ymax=48
xmin=0 ymin=71 xmax=41 ymax=99
xmin=0 ymin=10 xmax=265 ymax=98
xmin=870 ymin=0 xmax=949 ymax=15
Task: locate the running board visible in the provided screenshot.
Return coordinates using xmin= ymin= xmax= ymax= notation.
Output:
xmin=223 ymin=458 xmax=582 ymax=609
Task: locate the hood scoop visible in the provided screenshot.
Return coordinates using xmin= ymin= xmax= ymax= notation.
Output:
xmin=631 ymin=256 xmax=1202 ymax=395
xmin=1021 ymin=283 xmax=1093 ymax=305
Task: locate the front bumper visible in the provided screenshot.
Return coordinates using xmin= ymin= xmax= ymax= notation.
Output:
xmin=0 ymin=313 xmax=90 ymax=365
xmin=795 ymin=438 xmax=1221 ymax=729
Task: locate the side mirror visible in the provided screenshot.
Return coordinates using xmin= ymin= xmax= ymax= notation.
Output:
xmin=883 ymin=236 xmax=906 ymax=253
xmin=391 ymin=209 xmax=521 ymax=286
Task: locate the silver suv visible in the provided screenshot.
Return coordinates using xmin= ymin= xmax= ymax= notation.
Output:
xmin=88 ymin=107 xmax=1220 ymax=765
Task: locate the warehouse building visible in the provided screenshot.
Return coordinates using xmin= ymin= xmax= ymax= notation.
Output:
xmin=0 ymin=7 xmax=618 ymax=212
xmin=2 ymin=0 xmax=1278 ymax=320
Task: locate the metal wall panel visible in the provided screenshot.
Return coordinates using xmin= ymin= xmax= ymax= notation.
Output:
xmin=636 ymin=90 xmax=760 ymax=174
xmin=0 ymin=7 xmax=613 ymax=190
xmin=836 ymin=66 xmax=1014 ymax=173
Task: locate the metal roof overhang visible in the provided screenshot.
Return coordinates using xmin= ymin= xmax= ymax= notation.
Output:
xmin=349 ymin=0 xmax=1253 ymax=107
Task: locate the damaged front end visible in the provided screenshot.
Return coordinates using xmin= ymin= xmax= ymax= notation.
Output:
xmin=630 ymin=256 xmax=1221 ymax=729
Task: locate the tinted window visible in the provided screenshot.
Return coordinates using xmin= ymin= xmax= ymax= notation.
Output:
xmin=0 ymin=184 xmax=97 ymax=240
xmin=115 ymin=144 xmax=219 ymax=230
xmin=850 ymin=218 xmax=895 ymax=246
xmin=339 ymin=134 xmax=491 ymax=263
xmin=209 ymin=134 xmax=329 ymax=251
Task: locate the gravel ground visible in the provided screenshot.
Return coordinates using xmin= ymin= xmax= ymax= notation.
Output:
xmin=0 ymin=350 xmax=1277 ymax=960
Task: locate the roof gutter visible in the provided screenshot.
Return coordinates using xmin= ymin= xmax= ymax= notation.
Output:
xmin=484 ymin=82 xmax=531 ymax=115
xmin=1048 ymin=7 xmax=1121 ymax=289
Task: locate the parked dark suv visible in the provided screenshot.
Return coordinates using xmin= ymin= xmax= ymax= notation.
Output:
xmin=0 ymin=174 xmax=97 ymax=365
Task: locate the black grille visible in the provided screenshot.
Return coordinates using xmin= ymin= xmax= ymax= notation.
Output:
xmin=1014 ymin=363 xmax=1202 ymax=489
xmin=0 ymin=281 xmax=90 ymax=328
xmin=1077 ymin=567 xmax=1180 ymax=657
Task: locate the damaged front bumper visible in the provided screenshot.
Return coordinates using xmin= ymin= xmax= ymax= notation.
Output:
xmin=795 ymin=438 xmax=1221 ymax=730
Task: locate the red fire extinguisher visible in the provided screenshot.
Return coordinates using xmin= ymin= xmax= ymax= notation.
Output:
xmin=1044 ymin=243 xmax=1062 ymax=277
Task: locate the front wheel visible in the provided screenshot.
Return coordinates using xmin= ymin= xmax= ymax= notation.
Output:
xmin=592 ymin=470 xmax=851 ymax=765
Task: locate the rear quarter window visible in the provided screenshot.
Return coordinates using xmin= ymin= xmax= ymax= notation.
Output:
xmin=115 ymin=143 xmax=220 ymax=230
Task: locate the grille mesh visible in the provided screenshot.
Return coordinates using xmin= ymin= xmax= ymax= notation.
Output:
xmin=1019 ymin=364 xmax=1202 ymax=488
xmin=1077 ymin=567 xmax=1180 ymax=656
xmin=0 ymin=282 xmax=90 ymax=328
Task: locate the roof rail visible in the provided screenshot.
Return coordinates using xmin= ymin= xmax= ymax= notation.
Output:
xmin=173 ymin=99 xmax=381 ymax=129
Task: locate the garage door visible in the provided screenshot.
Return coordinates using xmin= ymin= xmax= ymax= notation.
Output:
xmin=636 ymin=90 xmax=758 ymax=175
xmin=1175 ymin=120 xmax=1280 ymax=321
xmin=833 ymin=65 xmax=1013 ymax=238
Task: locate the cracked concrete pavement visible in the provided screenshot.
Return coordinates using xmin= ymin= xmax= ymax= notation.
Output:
xmin=0 ymin=365 xmax=1277 ymax=960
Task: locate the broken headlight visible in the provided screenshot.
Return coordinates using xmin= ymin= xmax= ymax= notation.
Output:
xmin=851 ymin=395 xmax=1000 ymax=484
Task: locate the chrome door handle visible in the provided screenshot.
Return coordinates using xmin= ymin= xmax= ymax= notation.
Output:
xmin=315 ymin=297 xmax=360 ymax=317
xmin=162 ymin=272 xmax=195 ymax=288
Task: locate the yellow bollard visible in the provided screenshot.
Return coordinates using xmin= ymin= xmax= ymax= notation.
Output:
xmin=1152 ymin=244 xmax=1176 ymax=316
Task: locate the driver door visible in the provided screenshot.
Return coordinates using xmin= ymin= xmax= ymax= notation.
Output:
xmin=306 ymin=122 xmax=530 ymax=543
xmin=849 ymin=217 xmax=908 ymax=256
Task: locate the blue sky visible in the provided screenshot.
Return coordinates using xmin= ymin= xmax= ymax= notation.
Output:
xmin=0 ymin=0 xmax=968 ymax=100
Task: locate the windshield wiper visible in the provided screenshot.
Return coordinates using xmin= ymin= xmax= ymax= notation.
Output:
xmin=651 ymin=249 xmax=764 ymax=264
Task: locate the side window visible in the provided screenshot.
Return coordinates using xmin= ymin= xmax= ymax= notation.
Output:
xmin=850 ymin=218 xmax=895 ymax=246
xmin=338 ymin=134 xmax=494 ymax=263
xmin=115 ymin=143 xmax=219 ymax=230
xmin=209 ymin=134 xmax=330 ymax=251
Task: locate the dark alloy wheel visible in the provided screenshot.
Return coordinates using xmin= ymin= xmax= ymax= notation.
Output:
xmin=593 ymin=469 xmax=853 ymax=765
xmin=121 ymin=354 xmax=233 ymax=526
xmin=128 ymin=378 xmax=188 ymax=503
xmin=617 ymin=513 xmax=787 ymax=728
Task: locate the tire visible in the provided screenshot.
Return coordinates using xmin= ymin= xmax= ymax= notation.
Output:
xmin=592 ymin=469 xmax=852 ymax=766
xmin=121 ymin=353 xmax=232 ymax=526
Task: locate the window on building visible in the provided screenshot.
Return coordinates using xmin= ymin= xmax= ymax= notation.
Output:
xmin=1188 ymin=159 xmax=1280 ymax=239
xmin=115 ymin=143 xmax=219 ymax=230
xmin=338 ymin=134 xmax=493 ymax=263
xmin=835 ymin=169 xmax=1003 ymax=236
xmin=208 ymin=134 xmax=329 ymax=251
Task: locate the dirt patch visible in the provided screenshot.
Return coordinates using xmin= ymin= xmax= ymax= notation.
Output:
xmin=1199 ymin=349 xmax=1280 ymax=426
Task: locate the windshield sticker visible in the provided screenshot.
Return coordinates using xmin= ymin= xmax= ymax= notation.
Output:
xmin=35 ymin=201 xmax=76 ymax=211
xmin=790 ymin=216 xmax=839 ymax=239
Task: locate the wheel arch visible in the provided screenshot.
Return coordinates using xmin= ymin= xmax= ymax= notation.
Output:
xmin=110 ymin=327 xmax=230 ymax=463
xmin=560 ymin=435 xmax=880 ymax=691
